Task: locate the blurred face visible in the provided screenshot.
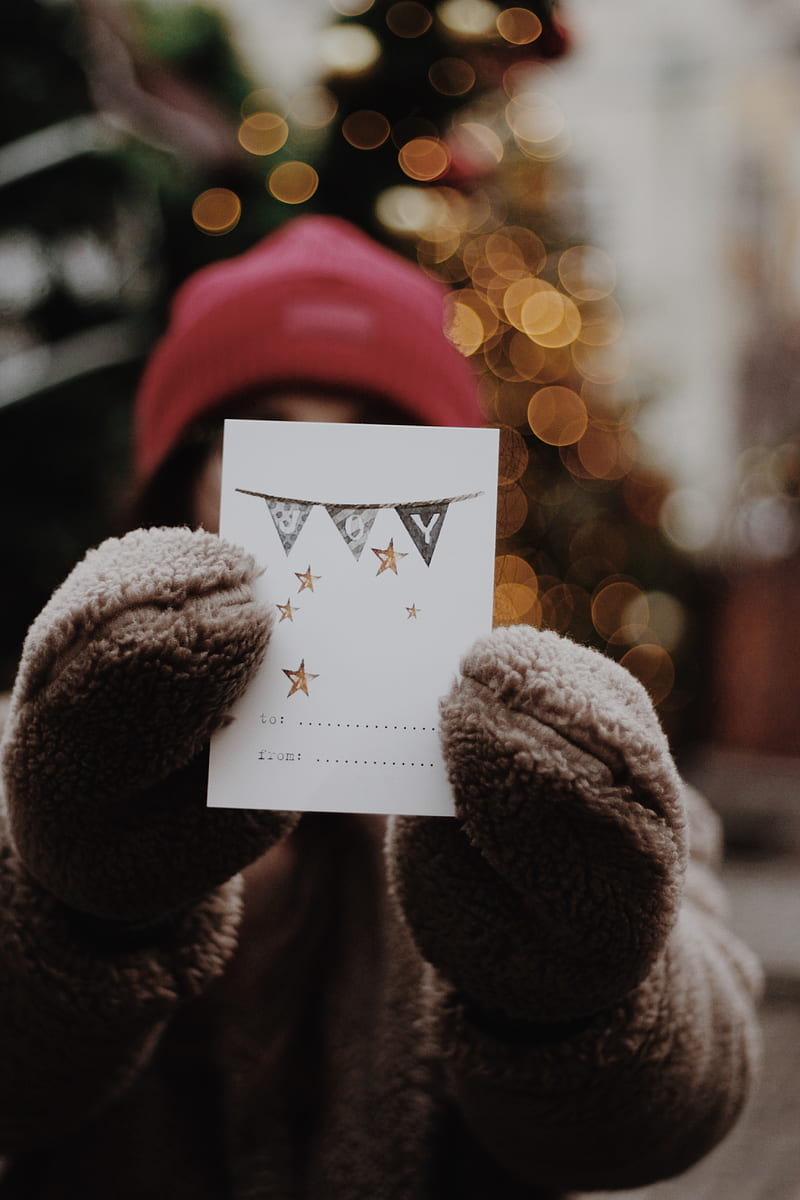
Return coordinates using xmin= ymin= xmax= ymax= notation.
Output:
xmin=191 ymin=391 xmax=406 ymax=533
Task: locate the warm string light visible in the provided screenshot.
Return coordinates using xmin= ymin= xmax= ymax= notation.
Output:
xmin=189 ymin=11 xmax=704 ymax=712
xmin=376 ymin=127 xmax=692 ymax=707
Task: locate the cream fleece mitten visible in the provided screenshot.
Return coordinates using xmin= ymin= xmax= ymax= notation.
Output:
xmin=389 ymin=626 xmax=688 ymax=1024
xmin=2 ymin=527 xmax=298 ymax=923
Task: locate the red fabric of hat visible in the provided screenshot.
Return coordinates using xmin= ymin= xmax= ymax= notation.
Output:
xmin=134 ymin=216 xmax=484 ymax=482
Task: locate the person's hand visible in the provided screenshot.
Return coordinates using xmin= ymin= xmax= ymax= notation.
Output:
xmin=2 ymin=527 xmax=298 ymax=923
xmin=388 ymin=626 xmax=688 ymax=1023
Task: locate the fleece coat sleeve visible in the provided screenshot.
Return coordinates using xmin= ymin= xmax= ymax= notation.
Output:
xmin=0 ymin=528 xmax=298 ymax=1151
xmin=389 ymin=626 xmax=763 ymax=1192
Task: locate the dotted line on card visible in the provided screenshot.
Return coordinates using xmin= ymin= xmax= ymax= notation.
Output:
xmin=297 ymin=722 xmax=436 ymax=732
xmin=315 ymin=759 xmax=437 ymax=768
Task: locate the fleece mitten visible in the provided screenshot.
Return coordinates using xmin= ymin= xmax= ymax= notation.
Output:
xmin=389 ymin=625 xmax=688 ymax=1023
xmin=1 ymin=527 xmax=298 ymax=923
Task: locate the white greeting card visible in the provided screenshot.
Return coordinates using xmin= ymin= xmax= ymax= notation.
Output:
xmin=207 ymin=419 xmax=499 ymax=817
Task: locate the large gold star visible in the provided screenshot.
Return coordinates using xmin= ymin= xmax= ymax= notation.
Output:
xmin=282 ymin=659 xmax=319 ymax=698
xmin=295 ymin=565 xmax=321 ymax=593
xmin=372 ymin=538 xmax=408 ymax=576
xmin=276 ymin=598 xmax=298 ymax=622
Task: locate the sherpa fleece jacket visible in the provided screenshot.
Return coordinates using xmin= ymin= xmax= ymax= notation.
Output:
xmin=0 ymin=528 xmax=762 ymax=1199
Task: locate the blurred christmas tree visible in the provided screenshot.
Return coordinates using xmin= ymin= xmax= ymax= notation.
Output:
xmin=309 ymin=0 xmax=705 ymax=739
xmin=0 ymin=0 xmax=707 ymax=742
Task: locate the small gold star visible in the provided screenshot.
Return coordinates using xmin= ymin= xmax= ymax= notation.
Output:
xmin=276 ymin=599 xmax=298 ymax=622
xmin=406 ymin=604 xmax=420 ymax=619
xmin=372 ymin=538 xmax=408 ymax=576
xmin=295 ymin=565 xmax=321 ymax=593
xmin=283 ymin=659 xmax=319 ymax=698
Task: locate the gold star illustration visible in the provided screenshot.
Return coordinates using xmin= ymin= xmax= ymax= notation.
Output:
xmin=372 ymin=538 xmax=408 ymax=576
xmin=406 ymin=603 xmax=420 ymax=619
xmin=276 ymin=598 xmax=298 ymax=622
xmin=283 ymin=659 xmax=319 ymax=698
xmin=295 ymin=565 xmax=321 ymax=593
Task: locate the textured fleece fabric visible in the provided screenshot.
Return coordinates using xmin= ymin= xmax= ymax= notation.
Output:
xmin=0 ymin=528 xmax=762 ymax=1198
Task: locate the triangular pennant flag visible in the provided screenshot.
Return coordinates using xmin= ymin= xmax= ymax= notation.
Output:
xmin=265 ymin=498 xmax=313 ymax=554
xmin=396 ymin=503 xmax=450 ymax=565
xmin=326 ymin=505 xmax=379 ymax=560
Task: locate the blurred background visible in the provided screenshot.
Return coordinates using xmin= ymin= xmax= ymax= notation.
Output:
xmin=1 ymin=2 xmax=798 ymax=1192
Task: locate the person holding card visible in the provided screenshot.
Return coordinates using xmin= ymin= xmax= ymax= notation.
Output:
xmin=0 ymin=216 xmax=762 ymax=1198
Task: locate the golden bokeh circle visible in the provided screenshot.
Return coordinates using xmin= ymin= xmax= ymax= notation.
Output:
xmin=620 ymin=644 xmax=675 ymax=705
xmin=508 ymin=331 xmax=547 ymax=381
xmin=591 ymin=580 xmax=649 ymax=644
xmin=503 ymin=277 xmax=551 ymax=330
xmin=497 ymin=425 xmax=529 ymax=485
xmin=494 ymin=581 xmax=540 ymax=626
xmin=238 ymin=112 xmax=289 ymax=156
xmin=558 ymin=244 xmax=616 ymax=301
xmin=267 ymin=161 xmax=319 ymax=204
xmin=527 ymin=386 xmax=588 ymax=446
xmin=386 ymin=1 xmax=433 ymax=37
xmin=444 ymin=295 xmax=485 ymax=356
xmin=522 ymin=291 xmax=581 ymax=347
xmin=342 ymin=109 xmax=391 ymax=149
xmin=398 ymin=136 xmax=451 ymax=181
xmin=496 ymin=6 xmax=542 ymax=44
xmin=494 ymin=553 xmax=537 ymax=588
xmin=428 ymin=56 xmax=476 ymax=96
xmin=577 ymin=424 xmax=633 ymax=480
xmin=191 ymin=188 xmax=241 ymax=235
xmin=496 ymin=483 xmax=529 ymax=537
xmin=289 ymin=86 xmax=339 ymax=128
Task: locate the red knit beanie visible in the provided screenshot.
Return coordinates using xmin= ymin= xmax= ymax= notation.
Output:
xmin=134 ymin=215 xmax=484 ymax=481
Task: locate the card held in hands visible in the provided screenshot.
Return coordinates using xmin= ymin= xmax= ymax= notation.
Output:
xmin=207 ymin=419 xmax=499 ymax=817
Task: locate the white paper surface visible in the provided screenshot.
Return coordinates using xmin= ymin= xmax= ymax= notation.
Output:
xmin=207 ymin=420 xmax=499 ymax=816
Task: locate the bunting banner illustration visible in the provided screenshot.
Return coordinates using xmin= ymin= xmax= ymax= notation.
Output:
xmin=237 ymin=489 xmax=481 ymax=567
xmin=325 ymin=505 xmax=379 ymax=561
xmin=395 ymin=503 xmax=448 ymax=566
xmin=264 ymin=498 xmax=313 ymax=554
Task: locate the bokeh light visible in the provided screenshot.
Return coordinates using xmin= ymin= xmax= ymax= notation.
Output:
xmin=342 ymin=109 xmax=391 ymax=149
xmin=329 ymin=0 xmax=375 ymax=16
xmin=375 ymin=185 xmax=442 ymax=232
xmin=497 ymin=424 xmax=529 ymax=484
xmin=398 ymin=136 xmax=451 ymax=181
xmin=571 ymin=338 xmax=630 ymax=385
xmin=496 ymin=7 xmax=542 ymax=45
xmin=659 ymin=488 xmax=718 ymax=553
xmin=428 ymin=57 xmax=476 ymax=96
xmin=494 ymin=554 xmax=539 ymax=623
xmin=386 ymin=1 xmax=433 ymax=37
xmin=289 ymin=86 xmax=339 ymax=128
xmin=496 ymin=482 xmax=529 ymax=537
xmin=238 ymin=112 xmax=289 ymax=156
xmin=191 ymin=188 xmax=241 ymax=235
xmin=558 ymin=245 xmax=616 ymax=300
xmin=444 ymin=287 xmax=499 ymax=354
xmin=528 ymin=386 xmax=588 ymax=445
xmin=620 ymin=644 xmax=675 ymax=706
xmin=577 ymin=298 xmax=624 ymax=347
xmin=319 ymin=24 xmax=382 ymax=75
xmin=449 ymin=122 xmax=504 ymax=171
xmin=438 ymin=0 xmax=501 ymax=39
xmin=644 ymin=591 xmax=687 ymax=652
xmin=591 ymin=579 xmax=649 ymax=644
xmin=267 ymin=162 xmax=319 ymax=204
